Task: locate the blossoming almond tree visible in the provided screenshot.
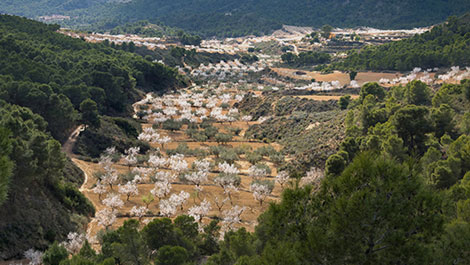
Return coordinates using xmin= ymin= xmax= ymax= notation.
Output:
xmin=185 ymin=171 xmax=208 ymax=193
xmin=96 ymin=208 xmax=117 ymax=230
xmin=300 ymin=167 xmax=324 ymax=188
xmin=215 ymin=162 xmax=240 ymax=204
xmin=188 ymin=199 xmax=211 ymax=223
xmin=118 ymin=181 xmax=139 ymax=201
xmin=248 ymin=165 xmax=267 ymax=181
xmin=157 ymin=136 xmax=171 ymax=150
xmin=151 ymin=180 xmax=172 ymax=199
xmin=222 ymin=205 xmax=245 ymax=229
xmin=138 ymin=127 xmax=160 ymax=143
xmin=101 ymin=170 xmax=119 ymax=190
xmin=130 ymin=206 xmax=148 ymax=221
xmin=123 ymin=146 xmax=140 ymax=169
xmin=250 ymin=183 xmax=272 ymax=206
xmin=24 ymin=249 xmax=43 ymax=265
xmin=148 ymin=155 xmax=168 ymax=169
xmin=92 ymin=181 xmax=107 ymax=200
xmin=169 ymin=191 xmax=190 ymax=210
xmin=169 ymin=154 xmax=188 ymax=173
xmin=241 ymin=115 xmax=252 ymax=125
xmin=214 ymin=196 xmax=229 ymax=213
xmin=102 ymin=193 xmax=124 ymax=210
xmin=159 ymin=198 xmax=177 ymax=217
xmin=187 ymin=159 xmax=211 ymax=192
xmin=275 ymin=171 xmax=290 ymax=189
xmin=60 ymin=232 xmax=85 ymax=254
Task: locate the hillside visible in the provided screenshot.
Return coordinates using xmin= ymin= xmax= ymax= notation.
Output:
xmin=0 ymin=15 xmax=186 ymax=142
xmin=3 ymin=0 xmax=470 ymax=37
xmin=0 ymin=0 xmax=105 ymax=17
xmin=336 ymin=13 xmax=470 ymax=71
xmin=0 ymin=14 xmax=186 ymax=260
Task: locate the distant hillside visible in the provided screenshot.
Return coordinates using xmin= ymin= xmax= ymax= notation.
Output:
xmin=336 ymin=13 xmax=470 ymax=71
xmin=0 ymin=0 xmax=105 ymax=17
xmin=2 ymin=0 xmax=470 ymax=37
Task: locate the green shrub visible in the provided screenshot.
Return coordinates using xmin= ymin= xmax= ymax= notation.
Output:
xmin=162 ymin=120 xmax=183 ymax=131
xmin=215 ymin=133 xmax=233 ymax=144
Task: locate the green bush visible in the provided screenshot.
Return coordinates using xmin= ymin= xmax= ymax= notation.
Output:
xmin=162 ymin=120 xmax=183 ymax=131
xmin=43 ymin=242 xmax=68 ymax=265
xmin=215 ymin=133 xmax=233 ymax=144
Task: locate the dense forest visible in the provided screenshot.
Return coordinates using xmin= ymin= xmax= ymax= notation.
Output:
xmin=281 ymin=51 xmax=331 ymax=67
xmin=2 ymin=0 xmax=470 ymax=37
xmin=336 ymin=14 xmax=470 ymax=71
xmin=0 ymin=15 xmax=186 ymax=259
xmin=108 ymin=21 xmax=202 ymax=46
xmin=0 ymin=102 xmax=94 ymax=260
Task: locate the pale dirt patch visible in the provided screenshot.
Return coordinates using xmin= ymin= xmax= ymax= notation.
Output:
xmin=306 ymin=122 xmax=321 ymax=130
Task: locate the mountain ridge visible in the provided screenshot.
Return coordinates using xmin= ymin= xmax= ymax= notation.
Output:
xmin=2 ymin=0 xmax=470 ymax=37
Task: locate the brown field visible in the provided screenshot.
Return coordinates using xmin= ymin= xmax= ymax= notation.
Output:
xmin=293 ymin=94 xmax=360 ymax=101
xmin=272 ymin=68 xmax=403 ymax=86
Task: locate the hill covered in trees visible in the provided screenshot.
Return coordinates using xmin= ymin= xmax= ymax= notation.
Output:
xmin=0 ymin=15 xmax=185 ymax=141
xmin=0 ymin=15 xmax=186 ymax=259
xmin=3 ymin=0 xmax=470 ymax=37
xmin=336 ymin=13 xmax=470 ymax=71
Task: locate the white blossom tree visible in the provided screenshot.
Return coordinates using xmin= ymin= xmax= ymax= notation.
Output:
xmin=92 ymin=181 xmax=107 ymax=200
xmin=102 ymin=193 xmax=124 ymax=210
xmin=101 ymin=170 xmax=119 ymax=190
xmin=222 ymin=205 xmax=245 ymax=228
xmin=188 ymin=199 xmax=211 ymax=223
xmin=151 ymin=180 xmax=172 ymax=199
xmin=61 ymin=232 xmax=85 ymax=254
xmin=169 ymin=154 xmax=188 ymax=173
xmin=138 ymin=127 xmax=160 ymax=143
xmin=148 ymin=155 xmax=168 ymax=169
xmin=241 ymin=115 xmax=252 ymax=125
xmin=24 ymin=249 xmax=43 ymax=265
xmin=118 ymin=181 xmax=139 ymax=201
xmin=215 ymin=162 xmax=240 ymax=204
xmin=123 ymin=146 xmax=140 ymax=169
xmin=130 ymin=206 xmax=148 ymax=221
xmin=275 ymin=171 xmax=290 ymax=189
xmin=214 ymin=196 xmax=229 ymax=213
xmin=250 ymin=183 xmax=272 ymax=206
xmin=185 ymin=171 xmax=208 ymax=193
xmin=186 ymin=159 xmax=211 ymax=193
xmin=218 ymin=162 xmax=239 ymax=175
xmin=159 ymin=198 xmax=177 ymax=217
xmin=96 ymin=208 xmax=117 ymax=229
xmin=248 ymin=165 xmax=267 ymax=181
xmin=157 ymin=136 xmax=171 ymax=150
xmin=169 ymin=191 xmax=190 ymax=210
xmin=300 ymin=167 xmax=324 ymax=188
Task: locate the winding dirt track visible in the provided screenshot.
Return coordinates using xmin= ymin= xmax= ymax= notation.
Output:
xmin=61 ymin=125 xmax=92 ymax=193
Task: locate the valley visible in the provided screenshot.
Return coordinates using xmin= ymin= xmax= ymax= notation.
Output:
xmin=1 ymin=8 xmax=470 ymax=265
